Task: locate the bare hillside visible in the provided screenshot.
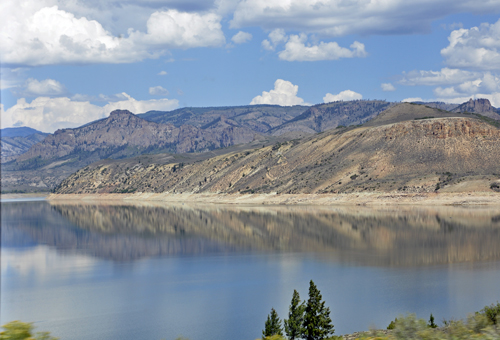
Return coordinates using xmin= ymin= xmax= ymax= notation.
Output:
xmin=55 ymin=104 xmax=500 ymax=195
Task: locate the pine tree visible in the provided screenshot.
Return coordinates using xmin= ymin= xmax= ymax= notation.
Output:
xmin=263 ymin=308 xmax=283 ymax=339
xmin=302 ymin=280 xmax=334 ymax=340
xmin=284 ymin=290 xmax=305 ymax=340
xmin=428 ymin=313 xmax=438 ymax=328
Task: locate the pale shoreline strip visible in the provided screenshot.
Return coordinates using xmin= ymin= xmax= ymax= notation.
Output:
xmin=43 ymin=192 xmax=500 ymax=206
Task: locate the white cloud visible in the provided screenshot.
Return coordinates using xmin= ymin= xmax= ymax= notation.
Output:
xmin=441 ymin=18 xmax=500 ymax=70
xmin=149 ymin=86 xmax=170 ymax=96
xmin=250 ymin=79 xmax=308 ymax=106
xmin=323 ymin=90 xmax=362 ymax=103
xmin=381 ymin=83 xmax=396 ymax=92
xmin=1 ymin=93 xmax=179 ymax=132
xmin=402 ymin=97 xmax=424 ymax=103
xmin=0 ymin=67 xmax=28 ymax=90
xmin=230 ymin=0 xmax=500 ymax=37
xmin=400 ymin=68 xmax=480 ymax=86
xmin=158 ymin=71 xmax=168 ymax=76
xmin=432 ymin=72 xmax=500 ymax=98
xmin=0 ymin=5 xmax=148 ymax=66
xmin=398 ymin=19 xmax=500 ymax=108
xmin=231 ymin=31 xmax=252 ymax=44
xmin=437 ymin=93 xmax=500 ymax=107
xmin=21 ymin=78 xmax=67 ymax=97
xmin=0 ymin=3 xmax=225 ymax=66
xmin=278 ymin=34 xmax=367 ymax=61
xmin=130 ymin=9 xmax=225 ymax=49
xmin=262 ymin=28 xmax=289 ymax=51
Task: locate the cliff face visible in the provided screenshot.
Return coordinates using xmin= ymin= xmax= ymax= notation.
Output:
xmin=17 ymin=110 xmax=255 ymax=162
xmin=452 ymin=98 xmax=500 ymax=120
xmin=55 ymin=107 xmax=500 ymax=195
xmin=453 ymin=98 xmax=495 ymax=113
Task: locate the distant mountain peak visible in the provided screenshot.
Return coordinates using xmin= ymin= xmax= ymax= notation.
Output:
xmin=453 ymin=98 xmax=495 ymax=113
xmin=109 ymin=109 xmax=135 ymax=117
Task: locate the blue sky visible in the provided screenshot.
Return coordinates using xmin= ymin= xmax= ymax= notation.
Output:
xmin=1 ymin=0 xmax=500 ymax=132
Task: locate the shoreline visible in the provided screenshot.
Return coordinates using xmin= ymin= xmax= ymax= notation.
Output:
xmin=46 ymin=191 xmax=500 ymax=205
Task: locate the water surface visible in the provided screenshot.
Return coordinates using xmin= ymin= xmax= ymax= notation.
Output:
xmin=2 ymin=200 xmax=500 ymax=340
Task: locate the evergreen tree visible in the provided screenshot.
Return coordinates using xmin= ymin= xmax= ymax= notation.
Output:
xmin=284 ymin=290 xmax=305 ymax=340
xmin=263 ymin=308 xmax=283 ymax=339
xmin=302 ymin=280 xmax=334 ymax=340
xmin=428 ymin=313 xmax=438 ymax=328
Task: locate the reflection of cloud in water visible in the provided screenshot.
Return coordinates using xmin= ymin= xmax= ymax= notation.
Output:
xmin=1 ymin=245 xmax=96 ymax=278
xmin=3 ymin=201 xmax=500 ymax=265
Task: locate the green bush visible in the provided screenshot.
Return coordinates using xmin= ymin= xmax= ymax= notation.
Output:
xmin=479 ymin=302 xmax=500 ymax=325
xmin=0 ymin=321 xmax=58 ymax=340
xmin=387 ymin=318 xmax=398 ymax=330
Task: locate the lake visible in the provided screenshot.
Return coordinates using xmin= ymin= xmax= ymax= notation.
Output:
xmin=1 ymin=199 xmax=500 ymax=340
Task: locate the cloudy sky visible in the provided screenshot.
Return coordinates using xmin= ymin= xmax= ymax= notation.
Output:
xmin=1 ymin=0 xmax=500 ymax=132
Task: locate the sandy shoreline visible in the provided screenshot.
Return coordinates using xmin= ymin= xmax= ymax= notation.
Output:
xmin=44 ymin=191 xmax=500 ymax=206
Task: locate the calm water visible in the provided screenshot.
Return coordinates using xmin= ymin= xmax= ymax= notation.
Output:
xmin=1 ymin=200 xmax=500 ymax=340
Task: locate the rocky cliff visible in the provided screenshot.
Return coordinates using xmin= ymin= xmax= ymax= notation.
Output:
xmin=17 ymin=110 xmax=255 ymax=163
xmin=452 ymin=98 xmax=500 ymax=120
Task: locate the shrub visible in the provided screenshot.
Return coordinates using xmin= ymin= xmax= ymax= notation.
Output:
xmin=387 ymin=318 xmax=398 ymax=330
xmin=392 ymin=314 xmax=427 ymax=340
xmin=479 ymin=302 xmax=500 ymax=325
xmin=0 ymin=321 xmax=58 ymax=340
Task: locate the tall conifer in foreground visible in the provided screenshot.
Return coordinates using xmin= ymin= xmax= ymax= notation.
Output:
xmin=284 ymin=289 xmax=305 ymax=340
xmin=302 ymin=280 xmax=334 ymax=340
xmin=262 ymin=308 xmax=283 ymax=339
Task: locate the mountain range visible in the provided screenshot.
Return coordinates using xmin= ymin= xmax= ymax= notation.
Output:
xmin=55 ymin=102 xmax=500 ymax=195
xmin=0 ymin=127 xmax=49 ymax=162
xmin=2 ymin=98 xmax=500 ymax=193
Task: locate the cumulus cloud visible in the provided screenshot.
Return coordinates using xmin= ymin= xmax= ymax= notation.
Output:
xmin=381 ymin=83 xmax=396 ymax=92
xmin=399 ymin=19 xmax=500 ymax=107
xmin=231 ymin=31 xmax=252 ymax=44
xmin=250 ymin=79 xmax=308 ymax=106
xmin=323 ymin=90 xmax=362 ymax=103
xmin=278 ymin=34 xmax=367 ymax=61
xmin=19 ymin=78 xmax=67 ymax=97
xmin=0 ymin=2 xmax=225 ymax=66
xmin=149 ymin=86 xmax=170 ymax=96
xmin=230 ymin=0 xmax=500 ymax=37
xmin=441 ymin=18 xmax=500 ymax=70
xmin=1 ymin=93 xmax=179 ymax=132
xmin=432 ymin=72 xmax=500 ymax=99
xmin=262 ymin=28 xmax=288 ymax=51
xmin=0 ymin=5 xmax=148 ymax=66
xmin=158 ymin=71 xmax=168 ymax=76
xmin=130 ymin=9 xmax=225 ymax=49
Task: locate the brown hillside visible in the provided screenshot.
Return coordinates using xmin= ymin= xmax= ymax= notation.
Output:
xmin=55 ymin=113 xmax=500 ymax=195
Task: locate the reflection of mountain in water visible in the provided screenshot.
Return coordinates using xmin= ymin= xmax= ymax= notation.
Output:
xmin=3 ymin=201 xmax=500 ymax=265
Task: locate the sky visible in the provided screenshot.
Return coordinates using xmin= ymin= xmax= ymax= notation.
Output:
xmin=1 ymin=0 xmax=500 ymax=132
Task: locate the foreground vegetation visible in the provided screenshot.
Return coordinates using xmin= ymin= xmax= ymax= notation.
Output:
xmin=357 ymin=303 xmax=500 ymax=340
xmin=2 ymin=301 xmax=499 ymax=340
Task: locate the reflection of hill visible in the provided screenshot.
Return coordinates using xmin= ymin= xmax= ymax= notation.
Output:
xmin=3 ymin=201 xmax=500 ymax=265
